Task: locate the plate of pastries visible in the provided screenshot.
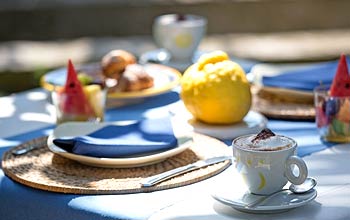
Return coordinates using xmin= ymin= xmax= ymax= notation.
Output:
xmin=41 ymin=50 xmax=182 ymax=99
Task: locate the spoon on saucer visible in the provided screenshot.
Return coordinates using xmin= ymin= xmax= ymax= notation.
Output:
xmin=246 ymin=177 xmax=317 ymax=208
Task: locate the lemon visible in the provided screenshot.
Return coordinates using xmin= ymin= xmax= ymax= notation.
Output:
xmin=180 ymin=51 xmax=251 ymax=124
xmin=83 ymin=85 xmax=105 ymax=119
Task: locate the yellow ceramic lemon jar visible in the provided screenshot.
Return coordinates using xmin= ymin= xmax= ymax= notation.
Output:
xmin=180 ymin=51 xmax=251 ymax=124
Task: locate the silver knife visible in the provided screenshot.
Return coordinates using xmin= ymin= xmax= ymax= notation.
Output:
xmin=12 ymin=145 xmax=40 ymax=156
xmin=141 ymin=156 xmax=232 ymax=187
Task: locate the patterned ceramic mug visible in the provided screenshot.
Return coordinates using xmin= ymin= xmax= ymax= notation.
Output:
xmin=232 ymin=134 xmax=308 ymax=195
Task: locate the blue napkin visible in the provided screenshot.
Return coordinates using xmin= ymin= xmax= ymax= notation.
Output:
xmin=53 ymin=117 xmax=178 ymax=158
xmin=262 ymin=60 xmax=340 ymax=92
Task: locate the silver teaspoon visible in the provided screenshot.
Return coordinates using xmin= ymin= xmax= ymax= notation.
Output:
xmin=246 ymin=177 xmax=317 ymax=208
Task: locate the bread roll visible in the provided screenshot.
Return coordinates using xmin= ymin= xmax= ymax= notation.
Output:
xmin=101 ymin=50 xmax=136 ymax=79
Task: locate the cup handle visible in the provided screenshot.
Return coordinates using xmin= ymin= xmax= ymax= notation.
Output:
xmin=285 ymin=155 xmax=308 ymax=185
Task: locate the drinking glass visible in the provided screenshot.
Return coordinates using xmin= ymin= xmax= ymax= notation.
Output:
xmin=314 ymin=84 xmax=350 ymax=143
xmin=51 ymin=85 xmax=107 ymax=124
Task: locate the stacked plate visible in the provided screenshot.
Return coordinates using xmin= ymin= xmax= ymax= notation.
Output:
xmin=248 ymin=60 xmax=340 ymax=120
xmin=47 ymin=121 xmax=193 ymax=168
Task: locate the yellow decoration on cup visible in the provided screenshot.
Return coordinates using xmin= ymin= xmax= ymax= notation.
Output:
xmin=258 ymin=172 xmax=266 ymax=190
xmin=174 ymin=33 xmax=193 ymax=48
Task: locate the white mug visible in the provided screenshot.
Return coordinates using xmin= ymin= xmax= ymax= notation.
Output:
xmin=232 ymin=134 xmax=308 ymax=195
xmin=153 ymin=14 xmax=207 ymax=62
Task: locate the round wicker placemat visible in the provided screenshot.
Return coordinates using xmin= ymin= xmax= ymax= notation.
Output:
xmin=252 ymin=96 xmax=315 ymax=120
xmin=2 ymin=133 xmax=231 ymax=195
xmin=251 ymin=86 xmax=315 ymax=120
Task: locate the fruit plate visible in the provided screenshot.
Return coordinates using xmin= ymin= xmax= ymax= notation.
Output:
xmin=40 ymin=63 xmax=182 ymax=102
xmin=47 ymin=121 xmax=193 ymax=168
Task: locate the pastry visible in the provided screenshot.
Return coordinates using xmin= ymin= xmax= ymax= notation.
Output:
xmin=101 ymin=50 xmax=136 ymax=80
xmin=114 ymin=64 xmax=154 ymax=92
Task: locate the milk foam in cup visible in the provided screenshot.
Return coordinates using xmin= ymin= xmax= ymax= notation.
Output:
xmin=236 ymin=135 xmax=293 ymax=151
xmin=232 ymin=129 xmax=308 ymax=195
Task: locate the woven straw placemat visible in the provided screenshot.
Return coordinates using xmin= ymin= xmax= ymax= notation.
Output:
xmin=251 ymin=86 xmax=315 ymax=120
xmin=252 ymin=96 xmax=315 ymax=120
xmin=2 ymin=133 xmax=231 ymax=195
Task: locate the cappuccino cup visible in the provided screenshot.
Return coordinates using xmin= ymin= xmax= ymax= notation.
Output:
xmin=232 ymin=134 xmax=308 ymax=195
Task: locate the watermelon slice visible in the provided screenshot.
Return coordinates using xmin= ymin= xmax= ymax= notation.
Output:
xmin=59 ymin=60 xmax=94 ymax=116
xmin=316 ymin=106 xmax=328 ymax=128
xmin=330 ymin=54 xmax=350 ymax=97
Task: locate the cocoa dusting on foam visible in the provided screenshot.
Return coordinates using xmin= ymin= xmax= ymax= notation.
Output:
xmin=251 ymin=128 xmax=275 ymax=143
xmin=239 ymin=128 xmax=291 ymax=151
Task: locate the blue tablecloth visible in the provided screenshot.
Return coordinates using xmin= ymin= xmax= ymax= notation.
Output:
xmin=0 ymin=89 xmax=335 ymax=220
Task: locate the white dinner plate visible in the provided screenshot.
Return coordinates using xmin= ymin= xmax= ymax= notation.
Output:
xmin=212 ymin=189 xmax=317 ymax=214
xmin=170 ymin=103 xmax=268 ymax=140
xmin=47 ymin=121 xmax=192 ymax=168
xmin=41 ymin=63 xmax=181 ymax=99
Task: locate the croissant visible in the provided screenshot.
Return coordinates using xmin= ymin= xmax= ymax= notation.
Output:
xmin=114 ymin=64 xmax=154 ymax=92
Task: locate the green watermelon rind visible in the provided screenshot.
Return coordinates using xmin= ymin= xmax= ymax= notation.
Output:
xmin=331 ymin=118 xmax=350 ymax=136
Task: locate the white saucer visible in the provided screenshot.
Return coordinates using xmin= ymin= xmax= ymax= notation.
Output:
xmin=212 ymin=189 xmax=317 ymax=214
xmin=170 ymin=104 xmax=268 ymax=140
xmin=139 ymin=49 xmax=204 ymax=72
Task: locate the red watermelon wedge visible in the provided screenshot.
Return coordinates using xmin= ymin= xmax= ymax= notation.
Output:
xmin=59 ymin=60 xmax=94 ymax=115
xmin=330 ymin=54 xmax=350 ymax=97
